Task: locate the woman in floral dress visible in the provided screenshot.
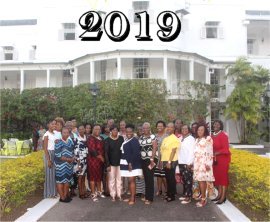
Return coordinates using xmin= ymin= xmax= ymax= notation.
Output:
xmin=193 ymin=124 xmax=215 ymax=207
xmin=74 ymin=125 xmax=88 ymax=199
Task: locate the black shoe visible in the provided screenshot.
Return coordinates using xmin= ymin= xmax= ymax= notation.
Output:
xmin=165 ymin=197 xmax=175 ymax=202
xmin=211 ymin=196 xmax=221 ymax=202
xmin=216 ymin=198 xmax=226 ymax=205
xmin=59 ymin=198 xmax=70 ymax=203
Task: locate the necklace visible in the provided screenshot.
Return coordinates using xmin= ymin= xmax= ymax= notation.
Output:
xmin=110 ymin=135 xmax=119 ymax=140
xmin=213 ymin=130 xmax=222 ymax=136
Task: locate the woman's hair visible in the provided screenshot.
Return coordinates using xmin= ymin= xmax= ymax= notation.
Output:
xmin=156 ymin=120 xmax=166 ymax=127
xmin=212 ymin=120 xmax=224 ymax=130
xmin=196 ymin=124 xmax=209 ymax=137
xmin=125 ymin=124 xmax=135 ymax=130
xmin=110 ymin=124 xmax=119 ymax=131
xmin=92 ymin=124 xmax=101 ymax=129
xmin=61 ymin=126 xmax=69 ymax=133
xmin=55 ymin=117 xmax=65 ymax=126
xmin=191 ymin=122 xmax=198 ymax=127
xmin=181 ymin=124 xmax=192 ymax=133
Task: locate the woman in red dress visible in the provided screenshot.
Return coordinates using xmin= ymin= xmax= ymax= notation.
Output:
xmin=87 ymin=124 xmax=105 ymax=202
xmin=211 ymin=120 xmax=231 ymax=204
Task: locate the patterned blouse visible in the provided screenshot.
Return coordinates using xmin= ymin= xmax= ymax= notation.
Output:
xmin=139 ymin=134 xmax=158 ymax=160
xmin=73 ymin=135 xmax=88 ymax=175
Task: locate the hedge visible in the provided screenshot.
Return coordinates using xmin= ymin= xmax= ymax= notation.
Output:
xmin=228 ymin=148 xmax=270 ymax=221
xmin=0 ymin=151 xmax=44 ymax=215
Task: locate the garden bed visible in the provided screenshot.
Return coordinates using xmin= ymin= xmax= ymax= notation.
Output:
xmin=228 ymin=148 xmax=270 ymax=221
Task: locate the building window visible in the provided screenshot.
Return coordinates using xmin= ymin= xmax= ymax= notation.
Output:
xmin=210 ymin=69 xmax=219 ymax=98
xmin=62 ymin=69 xmax=73 ymax=86
xmin=133 ymin=58 xmax=149 ymax=78
xmin=205 ymin=21 xmax=219 ymax=38
xmin=247 ymin=39 xmax=255 ymax=54
xmin=133 ymin=1 xmax=149 ymax=22
xmin=100 ymin=60 xmax=107 ymax=81
xmin=3 ymin=46 xmax=14 ymax=60
xmin=62 ymin=23 xmax=76 ymax=40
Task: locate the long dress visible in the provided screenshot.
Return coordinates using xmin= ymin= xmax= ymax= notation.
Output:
xmin=211 ymin=131 xmax=231 ymax=186
xmin=74 ymin=135 xmax=88 ymax=176
xmin=193 ymin=136 xmax=215 ymax=182
xmin=87 ymin=135 xmax=104 ymax=182
xmin=54 ymin=139 xmax=74 ymax=183
xmin=120 ymin=137 xmax=142 ymax=177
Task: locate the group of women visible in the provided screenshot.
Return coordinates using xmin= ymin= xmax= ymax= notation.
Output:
xmin=42 ymin=117 xmax=231 ymax=207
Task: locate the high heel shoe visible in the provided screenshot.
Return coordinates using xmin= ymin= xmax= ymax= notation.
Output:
xmin=216 ymin=198 xmax=226 ymax=205
xmin=211 ymin=196 xmax=221 ymax=202
xmin=196 ymin=198 xmax=207 ymax=207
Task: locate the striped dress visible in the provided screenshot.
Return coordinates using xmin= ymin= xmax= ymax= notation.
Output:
xmin=54 ymin=139 xmax=75 ymax=183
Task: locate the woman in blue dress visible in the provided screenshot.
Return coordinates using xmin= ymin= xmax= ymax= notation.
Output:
xmin=120 ymin=124 xmax=142 ymax=205
xmin=54 ymin=127 xmax=75 ymax=203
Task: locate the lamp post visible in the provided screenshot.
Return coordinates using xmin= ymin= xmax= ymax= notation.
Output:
xmin=90 ymin=83 xmax=99 ymax=124
xmin=265 ymin=83 xmax=270 ymax=142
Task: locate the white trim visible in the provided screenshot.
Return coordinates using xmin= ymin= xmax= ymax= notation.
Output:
xmin=189 ymin=60 xmax=194 ymax=80
xmin=120 ymin=169 xmax=143 ymax=177
xmin=117 ymin=57 xmax=121 ymax=79
xmin=216 ymin=199 xmax=251 ymax=222
xmin=90 ymin=60 xmax=95 ymax=83
xmin=46 ymin=69 xmax=50 ymax=88
xmin=15 ymin=198 xmax=59 ymax=222
xmin=20 ymin=69 xmax=24 ymax=93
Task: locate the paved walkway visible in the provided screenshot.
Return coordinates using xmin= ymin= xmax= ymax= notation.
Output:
xmin=39 ymin=192 xmax=229 ymax=221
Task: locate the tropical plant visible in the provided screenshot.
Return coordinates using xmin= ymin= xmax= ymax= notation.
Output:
xmin=225 ymin=58 xmax=270 ymax=144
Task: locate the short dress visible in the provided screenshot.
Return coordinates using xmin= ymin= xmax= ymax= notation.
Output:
xmin=87 ymin=135 xmax=104 ymax=182
xmin=54 ymin=139 xmax=74 ymax=184
xmin=74 ymin=135 xmax=88 ymax=176
xmin=120 ymin=137 xmax=142 ymax=177
xmin=193 ymin=136 xmax=215 ymax=182
xmin=154 ymin=133 xmax=167 ymax=177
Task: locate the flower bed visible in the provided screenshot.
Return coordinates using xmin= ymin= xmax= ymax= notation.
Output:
xmin=0 ymin=151 xmax=44 ymax=216
xmin=229 ymin=148 xmax=270 ymax=221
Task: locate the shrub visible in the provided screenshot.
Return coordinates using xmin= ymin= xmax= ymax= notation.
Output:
xmin=0 ymin=151 xmax=44 ymax=216
xmin=228 ymin=148 xmax=270 ymax=221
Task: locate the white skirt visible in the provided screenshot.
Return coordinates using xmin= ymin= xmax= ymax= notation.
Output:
xmin=120 ymin=169 xmax=143 ymax=177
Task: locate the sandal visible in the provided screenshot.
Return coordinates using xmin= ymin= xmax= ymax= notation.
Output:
xmin=194 ymin=194 xmax=202 ymax=201
xmin=196 ymin=198 xmax=207 ymax=207
xmin=145 ymin=200 xmax=152 ymax=205
xmin=181 ymin=198 xmax=191 ymax=204
xmin=91 ymin=193 xmax=98 ymax=202
xmin=111 ymin=197 xmax=116 ymax=202
xmin=128 ymin=198 xmax=136 ymax=205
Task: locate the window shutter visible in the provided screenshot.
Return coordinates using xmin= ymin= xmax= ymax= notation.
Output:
xmin=58 ymin=29 xmax=64 ymax=41
xmin=13 ymin=48 xmax=19 ymax=60
xmin=0 ymin=48 xmax=4 ymax=61
xmin=200 ymin=27 xmax=206 ymax=39
xmin=218 ymin=27 xmax=224 ymax=39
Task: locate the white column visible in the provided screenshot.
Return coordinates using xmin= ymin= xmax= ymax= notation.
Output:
xmin=90 ymin=61 xmax=95 ymax=83
xmin=20 ymin=69 xmax=24 ymax=93
xmin=205 ymin=65 xmax=210 ymax=84
xmin=117 ymin=57 xmax=121 ymax=79
xmin=163 ymin=57 xmax=168 ymax=80
xmin=72 ymin=67 xmax=78 ymax=87
xmin=189 ymin=60 xmax=194 ymax=81
xmin=46 ymin=69 xmax=50 ymax=88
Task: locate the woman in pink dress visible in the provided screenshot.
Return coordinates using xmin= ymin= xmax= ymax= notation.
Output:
xmin=193 ymin=124 xmax=215 ymax=207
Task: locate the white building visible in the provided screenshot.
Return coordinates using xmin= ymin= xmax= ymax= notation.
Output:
xmin=0 ymin=0 xmax=270 ymax=142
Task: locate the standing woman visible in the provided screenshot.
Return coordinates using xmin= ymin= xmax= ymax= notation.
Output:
xmin=139 ymin=122 xmax=157 ymax=204
xmin=211 ymin=120 xmax=231 ymax=204
xmin=54 ymin=117 xmax=65 ymax=140
xmin=87 ymin=124 xmax=105 ymax=202
xmin=193 ymin=124 xmax=215 ymax=207
xmin=37 ymin=125 xmax=46 ymax=150
xmin=105 ymin=125 xmax=124 ymax=201
xmin=43 ymin=120 xmax=57 ymax=198
xmin=120 ymin=124 xmax=142 ymax=205
xmin=85 ymin=123 xmax=92 ymax=139
xmin=54 ymin=127 xmax=75 ymax=202
xmin=160 ymin=123 xmax=180 ymax=202
xmin=178 ymin=124 xmax=195 ymax=204
xmin=154 ymin=120 xmax=167 ymax=196
xmin=74 ymin=125 xmax=88 ymax=199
